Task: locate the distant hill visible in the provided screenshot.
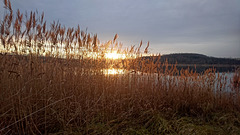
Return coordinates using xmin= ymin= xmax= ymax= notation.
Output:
xmin=161 ymin=53 xmax=240 ymax=65
xmin=142 ymin=53 xmax=240 ymax=72
xmin=143 ymin=53 xmax=240 ymax=65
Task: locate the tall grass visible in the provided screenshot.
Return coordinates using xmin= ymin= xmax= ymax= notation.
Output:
xmin=0 ymin=0 xmax=240 ymax=134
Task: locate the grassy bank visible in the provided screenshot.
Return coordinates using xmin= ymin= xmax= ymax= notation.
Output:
xmin=54 ymin=111 xmax=240 ymax=135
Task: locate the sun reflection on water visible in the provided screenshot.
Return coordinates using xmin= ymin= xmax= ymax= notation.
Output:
xmin=102 ymin=68 xmax=125 ymax=75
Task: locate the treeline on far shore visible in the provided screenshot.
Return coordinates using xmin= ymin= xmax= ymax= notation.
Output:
xmin=143 ymin=53 xmax=240 ymax=73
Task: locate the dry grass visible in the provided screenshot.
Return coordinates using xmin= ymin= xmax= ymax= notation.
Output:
xmin=0 ymin=0 xmax=240 ymax=134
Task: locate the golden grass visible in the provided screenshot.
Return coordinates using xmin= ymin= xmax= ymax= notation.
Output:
xmin=0 ymin=0 xmax=240 ymax=134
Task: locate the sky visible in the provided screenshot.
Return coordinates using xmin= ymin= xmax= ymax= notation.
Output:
xmin=1 ymin=0 xmax=240 ymax=58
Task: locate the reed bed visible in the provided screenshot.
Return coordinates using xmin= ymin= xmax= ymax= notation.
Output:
xmin=0 ymin=0 xmax=240 ymax=134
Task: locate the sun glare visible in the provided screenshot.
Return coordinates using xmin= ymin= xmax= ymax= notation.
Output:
xmin=105 ymin=51 xmax=126 ymax=59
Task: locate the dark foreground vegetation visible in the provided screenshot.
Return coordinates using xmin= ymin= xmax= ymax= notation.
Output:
xmin=1 ymin=0 xmax=240 ymax=134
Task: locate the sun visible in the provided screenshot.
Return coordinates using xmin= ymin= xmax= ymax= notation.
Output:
xmin=105 ymin=52 xmax=119 ymax=59
xmin=105 ymin=51 xmax=126 ymax=59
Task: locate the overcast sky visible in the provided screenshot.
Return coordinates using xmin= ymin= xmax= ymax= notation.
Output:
xmin=1 ymin=0 xmax=240 ymax=58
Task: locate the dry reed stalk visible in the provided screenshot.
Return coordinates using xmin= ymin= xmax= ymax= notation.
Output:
xmin=0 ymin=0 xmax=239 ymax=134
